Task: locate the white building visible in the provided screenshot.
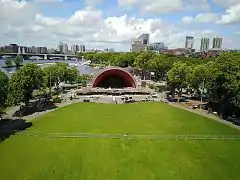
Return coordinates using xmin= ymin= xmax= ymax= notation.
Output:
xmin=80 ymin=45 xmax=85 ymax=52
xmin=212 ymin=37 xmax=223 ymax=49
xmin=63 ymin=44 xmax=68 ymax=53
xmin=200 ymin=38 xmax=210 ymax=51
xmin=58 ymin=42 xmax=63 ymax=53
xmin=131 ymin=33 xmax=150 ymax=52
xmin=71 ymin=44 xmax=79 ymax=53
xmin=185 ymin=36 xmax=194 ymax=49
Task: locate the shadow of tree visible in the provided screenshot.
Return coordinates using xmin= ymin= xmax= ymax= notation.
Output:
xmin=0 ymin=118 xmax=32 ymax=142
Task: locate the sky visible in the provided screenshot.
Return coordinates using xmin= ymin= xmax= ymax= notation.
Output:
xmin=0 ymin=0 xmax=240 ymax=51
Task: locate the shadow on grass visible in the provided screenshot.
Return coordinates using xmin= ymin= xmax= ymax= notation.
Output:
xmin=13 ymin=103 xmax=58 ymax=117
xmin=0 ymin=118 xmax=32 ymax=142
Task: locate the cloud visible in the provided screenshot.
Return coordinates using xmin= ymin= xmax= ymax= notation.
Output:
xmin=182 ymin=16 xmax=194 ymax=23
xmin=182 ymin=13 xmax=220 ymax=23
xmin=0 ymin=0 xmax=238 ymax=51
xmin=213 ymin=0 xmax=240 ymax=7
xmin=216 ymin=4 xmax=240 ymax=25
xmin=118 ymin=0 xmax=209 ymax=13
xmin=84 ymin=0 xmax=104 ymax=6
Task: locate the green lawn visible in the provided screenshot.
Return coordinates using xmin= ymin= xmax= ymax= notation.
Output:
xmin=1 ymin=102 xmax=240 ymax=180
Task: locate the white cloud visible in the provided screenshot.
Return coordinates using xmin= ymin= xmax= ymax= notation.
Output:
xmin=216 ymin=4 xmax=240 ymax=25
xmin=118 ymin=0 xmax=209 ymax=13
xmin=182 ymin=13 xmax=220 ymax=23
xmin=34 ymin=0 xmax=62 ymax=3
xmin=182 ymin=16 xmax=194 ymax=23
xmin=0 ymin=0 xmax=238 ymax=51
xmin=84 ymin=0 xmax=104 ymax=6
xmin=213 ymin=0 xmax=240 ymax=7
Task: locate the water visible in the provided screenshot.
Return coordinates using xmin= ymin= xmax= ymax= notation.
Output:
xmin=0 ymin=59 xmax=101 ymax=75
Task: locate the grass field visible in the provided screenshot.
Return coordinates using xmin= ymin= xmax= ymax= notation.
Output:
xmin=1 ymin=102 xmax=240 ymax=180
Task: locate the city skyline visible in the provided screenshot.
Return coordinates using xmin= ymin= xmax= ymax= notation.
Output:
xmin=0 ymin=0 xmax=240 ymax=51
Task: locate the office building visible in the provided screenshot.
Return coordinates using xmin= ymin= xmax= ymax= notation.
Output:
xmin=80 ymin=45 xmax=86 ymax=52
xmin=71 ymin=45 xmax=79 ymax=53
xmin=185 ymin=36 xmax=194 ymax=49
xmin=37 ymin=47 xmax=47 ymax=54
xmin=131 ymin=33 xmax=150 ymax=52
xmin=2 ymin=44 xmax=19 ymax=53
xmin=212 ymin=37 xmax=223 ymax=49
xmin=58 ymin=42 xmax=64 ymax=53
xmin=63 ymin=44 xmax=68 ymax=53
xmin=200 ymin=38 xmax=210 ymax=51
xmin=147 ymin=42 xmax=166 ymax=51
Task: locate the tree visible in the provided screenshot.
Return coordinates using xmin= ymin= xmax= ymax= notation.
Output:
xmin=0 ymin=107 xmax=7 ymax=120
xmin=7 ymin=63 xmax=44 ymax=108
xmin=65 ymin=67 xmax=79 ymax=84
xmin=134 ymin=51 xmax=156 ymax=79
xmin=5 ymin=58 xmax=13 ymax=67
xmin=167 ymin=62 xmax=189 ymax=97
xmin=44 ymin=63 xmax=79 ymax=92
xmin=14 ymin=55 xmax=23 ymax=67
xmin=149 ymin=54 xmax=172 ymax=81
xmin=0 ymin=70 xmax=9 ymax=107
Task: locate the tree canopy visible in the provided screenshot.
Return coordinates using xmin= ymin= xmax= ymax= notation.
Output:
xmin=0 ymin=70 xmax=9 ymax=107
xmin=7 ymin=63 xmax=44 ymax=107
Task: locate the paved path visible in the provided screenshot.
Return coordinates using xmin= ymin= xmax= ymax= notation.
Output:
xmin=168 ymin=102 xmax=240 ymax=130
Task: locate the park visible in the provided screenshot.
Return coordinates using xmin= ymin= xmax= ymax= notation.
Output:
xmin=0 ymin=51 xmax=240 ymax=179
xmin=0 ymin=102 xmax=240 ymax=179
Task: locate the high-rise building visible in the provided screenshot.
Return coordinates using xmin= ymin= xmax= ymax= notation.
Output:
xmin=138 ymin=34 xmax=150 ymax=44
xmin=58 ymin=42 xmax=63 ymax=53
xmin=185 ymin=36 xmax=194 ymax=49
xmin=200 ymin=38 xmax=210 ymax=51
xmin=37 ymin=47 xmax=47 ymax=54
xmin=80 ymin=45 xmax=85 ymax=52
xmin=71 ymin=45 xmax=79 ymax=53
xmin=147 ymin=42 xmax=166 ymax=51
xmin=131 ymin=33 xmax=150 ymax=52
xmin=212 ymin=37 xmax=222 ymax=49
xmin=63 ymin=44 xmax=68 ymax=53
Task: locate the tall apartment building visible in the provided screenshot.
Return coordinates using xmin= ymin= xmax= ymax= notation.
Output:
xmin=212 ymin=37 xmax=223 ymax=49
xmin=200 ymin=38 xmax=210 ymax=51
xmin=131 ymin=33 xmax=150 ymax=52
xmin=80 ymin=45 xmax=86 ymax=52
xmin=185 ymin=36 xmax=194 ymax=49
xmin=58 ymin=42 xmax=63 ymax=53
xmin=63 ymin=44 xmax=68 ymax=53
xmin=71 ymin=44 xmax=79 ymax=53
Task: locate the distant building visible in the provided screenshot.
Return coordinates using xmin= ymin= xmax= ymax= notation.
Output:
xmin=185 ymin=36 xmax=194 ymax=49
xmin=131 ymin=33 xmax=150 ymax=52
xmin=58 ymin=42 xmax=64 ymax=53
xmin=200 ymin=38 xmax=210 ymax=51
xmin=212 ymin=37 xmax=222 ymax=49
xmin=80 ymin=45 xmax=85 ymax=52
xmin=63 ymin=44 xmax=68 ymax=53
xmin=31 ymin=46 xmax=37 ymax=54
xmin=147 ymin=42 xmax=166 ymax=51
xmin=104 ymin=48 xmax=115 ymax=52
xmin=2 ymin=44 xmax=19 ymax=53
xmin=37 ymin=47 xmax=47 ymax=54
xmin=71 ymin=45 xmax=79 ymax=53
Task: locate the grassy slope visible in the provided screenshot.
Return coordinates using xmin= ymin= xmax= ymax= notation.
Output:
xmin=0 ymin=102 xmax=240 ymax=180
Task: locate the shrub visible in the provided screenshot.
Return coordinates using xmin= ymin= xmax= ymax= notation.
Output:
xmin=53 ymin=96 xmax=62 ymax=103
